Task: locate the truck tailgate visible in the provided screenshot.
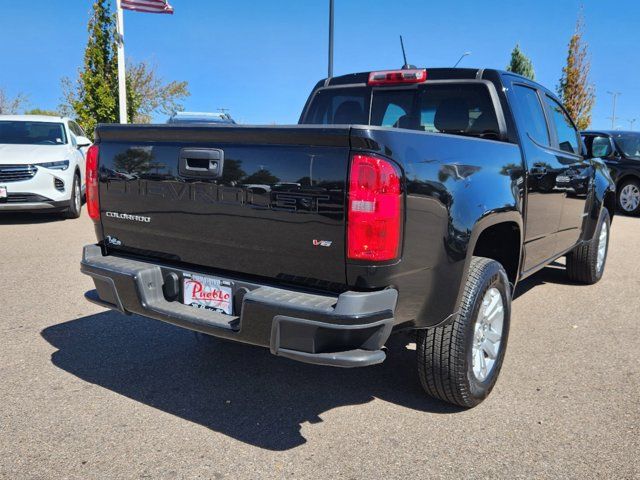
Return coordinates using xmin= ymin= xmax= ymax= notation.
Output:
xmin=96 ymin=125 xmax=351 ymax=289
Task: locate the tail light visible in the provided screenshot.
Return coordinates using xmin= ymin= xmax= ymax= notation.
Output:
xmin=85 ymin=144 xmax=100 ymax=221
xmin=347 ymin=154 xmax=402 ymax=261
xmin=368 ymin=69 xmax=427 ymax=86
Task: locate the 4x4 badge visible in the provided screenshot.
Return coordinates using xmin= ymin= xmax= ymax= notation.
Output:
xmin=312 ymin=240 xmax=332 ymax=247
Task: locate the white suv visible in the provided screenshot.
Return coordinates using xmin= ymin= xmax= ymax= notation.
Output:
xmin=0 ymin=115 xmax=91 ymax=218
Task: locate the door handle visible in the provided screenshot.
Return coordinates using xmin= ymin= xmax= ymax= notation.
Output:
xmin=179 ymin=148 xmax=225 ymax=178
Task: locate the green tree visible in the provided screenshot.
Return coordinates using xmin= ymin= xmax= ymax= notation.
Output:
xmin=557 ymin=14 xmax=595 ymax=130
xmin=62 ymin=0 xmax=189 ymax=136
xmin=506 ymin=44 xmax=535 ymax=80
xmin=61 ymin=0 xmax=118 ymax=137
xmin=24 ymin=108 xmax=61 ymax=117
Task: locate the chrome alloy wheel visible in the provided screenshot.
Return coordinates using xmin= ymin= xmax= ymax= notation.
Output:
xmin=472 ymin=287 xmax=504 ymax=382
xmin=597 ymin=221 xmax=608 ymax=274
xmin=619 ymin=184 xmax=640 ymax=212
xmin=74 ymin=177 xmax=81 ymax=212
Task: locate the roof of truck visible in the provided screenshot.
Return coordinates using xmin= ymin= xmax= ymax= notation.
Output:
xmin=323 ymin=67 xmax=520 ymax=86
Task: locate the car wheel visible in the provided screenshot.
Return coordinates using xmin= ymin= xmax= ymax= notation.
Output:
xmin=417 ymin=257 xmax=511 ymax=408
xmin=566 ymin=208 xmax=610 ymax=284
xmin=63 ymin=174 xmax=82 ymax=219
xmin=617 ymin=178 xmax=640 ymax=215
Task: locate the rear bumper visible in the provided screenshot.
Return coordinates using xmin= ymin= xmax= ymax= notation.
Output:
xmin=80 ymin=245 xmax=397 ymax=367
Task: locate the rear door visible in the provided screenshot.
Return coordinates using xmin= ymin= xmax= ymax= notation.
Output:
xmin=97 ymin=126 xmax=350 ymax=289
xmin=507 ymin=80 xmax=564 ymax=270
xmin=540 ymin=95 xmax=591 ymax=252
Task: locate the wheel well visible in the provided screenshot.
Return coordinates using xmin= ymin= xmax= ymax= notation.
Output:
xmin=472 ymin=222 xmax=521 ymax=283
xmin=617 ymin=174 xmax=640 ymax=189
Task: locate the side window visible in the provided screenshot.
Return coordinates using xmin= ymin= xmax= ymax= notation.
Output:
xmin=66 ymin=123 xmax=77 ymax=145
xmin=70 ymin=121 xmax=86 ymax=138
xmin=511 ymin=85 xmax=550 ymax=146
xmin=544 ymin=96 xmax=579 ymax=154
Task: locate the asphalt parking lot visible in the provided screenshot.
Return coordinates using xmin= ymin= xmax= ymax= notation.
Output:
xmin=0 ymin=212 xmax=638 ymax=479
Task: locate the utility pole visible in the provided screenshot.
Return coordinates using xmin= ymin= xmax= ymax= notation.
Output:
xmin=115 ymin=0 xmax=127 ymax=124
xmin=607 ymin=91 xmax=621 ymax=130
xmin=328 ymin=0 xmax=334 ymax=78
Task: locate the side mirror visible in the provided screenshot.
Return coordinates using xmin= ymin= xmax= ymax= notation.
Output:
xmin=591 ymin=137 xmax=613 ymax=159
xmin=76 ymin=136 xmax=92 ymax=148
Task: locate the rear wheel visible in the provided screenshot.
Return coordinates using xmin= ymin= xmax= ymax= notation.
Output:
xmin=617 ymin=178 xmax=640 ymax=215
xmin=417 ymin=257 xmax=511 ymax=408
xmin=63 ymin=174 xmax=82 ymax=219
xmin=566 ymin=208 xmax=610 ymax=284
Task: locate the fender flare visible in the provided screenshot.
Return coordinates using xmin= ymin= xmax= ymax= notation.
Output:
xmin=453 ymin=210 xmax=524 ymax=314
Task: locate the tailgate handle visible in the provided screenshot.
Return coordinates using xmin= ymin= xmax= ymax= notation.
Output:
xmin=179 ymin=148 xmax=224 ymax=178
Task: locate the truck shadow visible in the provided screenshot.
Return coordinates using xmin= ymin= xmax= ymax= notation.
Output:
xmin=513 ymin=261 xmax=576 ymax=299
xmin=41 ymin=312 xmax=461 ymax=451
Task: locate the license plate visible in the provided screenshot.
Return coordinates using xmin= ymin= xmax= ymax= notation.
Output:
xmin=0 ymin=186 xmax=6 ymax=199
xmin=183 ymin=273 xmax=233 ymax=315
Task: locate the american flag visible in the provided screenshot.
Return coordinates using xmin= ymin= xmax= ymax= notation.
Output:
xmin=121 ymin=0 xmax=174 ymax=14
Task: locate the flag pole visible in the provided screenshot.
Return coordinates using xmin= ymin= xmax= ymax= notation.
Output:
xmin=116 ymin=0 xmax=128 ymax=123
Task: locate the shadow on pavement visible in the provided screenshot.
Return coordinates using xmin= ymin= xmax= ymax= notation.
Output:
xmin=41 ymin=311 xmax=462 ymax=451
xmin=0 ymin=211 xmax=66 ymax=225
xmin=513 ymin=261 xmax=579 ymax=300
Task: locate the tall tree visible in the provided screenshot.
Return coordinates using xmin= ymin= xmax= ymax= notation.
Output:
xmin=557 ymin=14 xmax=595 ymax=130
xmin=506 ymin=44 xmax=535 ymax=80
xmin=62 ymin=0 xmax=189 ymax=136
xmin=62 ymin=0 xmax=118 ymax=137
xmin=0 ymin=88 xmax=29 ymax=114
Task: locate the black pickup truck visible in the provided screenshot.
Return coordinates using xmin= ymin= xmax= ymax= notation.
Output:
xmin=81 ymin=68 xmax=615 ymax=407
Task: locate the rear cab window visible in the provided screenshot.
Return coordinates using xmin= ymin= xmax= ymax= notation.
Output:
xmin=302 ymin=82 xmax=502 ymax=140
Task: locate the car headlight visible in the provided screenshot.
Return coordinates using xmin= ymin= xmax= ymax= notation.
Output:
xmin=37 ymin=160 xmax=70 ymax=171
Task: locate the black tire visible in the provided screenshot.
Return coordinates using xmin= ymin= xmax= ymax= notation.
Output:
xmin=417 ymin=257 xmax=511 ymax=408
xmin=617 ymin=178 xmax=640 ymax=215
xmin=566 ymin=208 xmax=610 ymax=284
xmin=63 ymin=174 xmax=82 ymax=219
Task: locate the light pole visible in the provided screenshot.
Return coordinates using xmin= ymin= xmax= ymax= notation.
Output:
xmin=607 ymin=91 xmax=622 ymax=129
xmin=328 ymin=0 xmax=334 ymax=78
xmin=628 ymin=118 xmax=637 ymax=131
xmin=453 ymin=52 xmax=471 ymax=68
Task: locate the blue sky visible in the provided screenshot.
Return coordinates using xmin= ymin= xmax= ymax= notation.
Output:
xmin=1 ymin=0 xmax=638 ymax=129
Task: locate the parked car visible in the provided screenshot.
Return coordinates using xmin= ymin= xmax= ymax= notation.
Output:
xmin=167 ymin=111 xmax=236 ymax=124
xmin=80 ymin=67 xmax=615 ymax=407
xmin=0 ymin=115 xmax=91 ymax=218
xmin=582 ymin=130 xmax=640 ymax=215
